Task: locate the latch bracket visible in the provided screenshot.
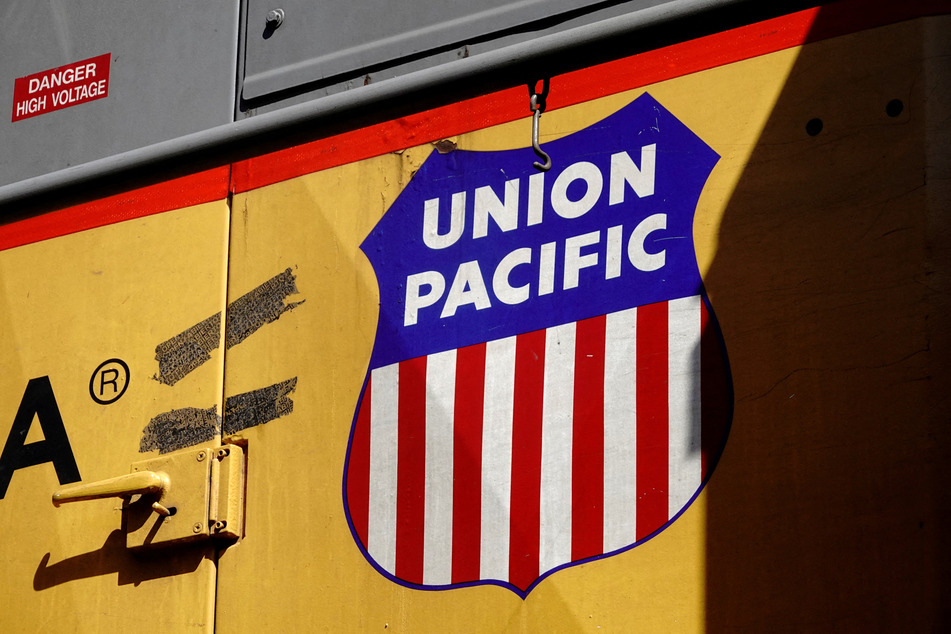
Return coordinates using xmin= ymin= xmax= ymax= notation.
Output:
xmin=125 ymin=444 xmax=246 ymax=549
xmin=52 ymin=443 xmax=246 ymax=550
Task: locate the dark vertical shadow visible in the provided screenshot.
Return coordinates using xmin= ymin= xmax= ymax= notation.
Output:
xmin=704 ymin=8 xmax=951 ymax=631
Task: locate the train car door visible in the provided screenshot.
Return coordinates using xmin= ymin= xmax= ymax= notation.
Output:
xmin=0 ymin=171 xmax=231 ymax=631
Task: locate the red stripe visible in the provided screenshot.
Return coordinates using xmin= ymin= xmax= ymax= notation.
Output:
xmin=636 ymin=302 xmax=668 ymax=540
xmin=509 ymin=329 xmax=546 ymax=591
xmin=229 ymin=2 xmax=945 ymax=193
xmin=700 ymin=299 xmax=730 ymax=477
xmin=396 ymin=356 xmax=427 ymax=583
xmin=572 ymin=315 xmax=606 ymax=561
xmin=8 ymin=3 xmax=937 ymax=249
xmin=451 ymin=342 xmax=486 ymax=583
xmin=347 ymin=381 xmax=372 ymax=549
xmin=0 ymin=165 xmax=231 ymax=251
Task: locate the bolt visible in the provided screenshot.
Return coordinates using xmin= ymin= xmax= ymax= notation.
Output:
xmin=265 ymin=8 xmax=285 ymax=28
xmin=193 ymin=522 xmax=203 ymax=534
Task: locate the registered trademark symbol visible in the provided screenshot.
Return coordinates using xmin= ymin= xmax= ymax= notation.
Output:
xmin=89 ymin=358 xmax=130 ymax=405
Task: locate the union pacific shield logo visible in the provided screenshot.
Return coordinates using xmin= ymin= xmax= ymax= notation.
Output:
xmin=345 ymin=93 xmax=732 ymax=596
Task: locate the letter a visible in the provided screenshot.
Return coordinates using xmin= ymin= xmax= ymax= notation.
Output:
xmin=0 ymin=377 xmax=81 ymax=499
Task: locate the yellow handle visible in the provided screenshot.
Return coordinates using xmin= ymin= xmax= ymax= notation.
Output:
xmin=52 ymin=471 xmax=172 ymax=515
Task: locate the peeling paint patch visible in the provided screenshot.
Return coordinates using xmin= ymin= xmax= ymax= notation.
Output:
xmin=140 ymin=406 xmax=220 ymax=453
xmin=153 ymin=268 xmax=304 ymax=386
xmin=224 ymin=377 xmax=298 ymax=435
xmin=433 ymin=139 xmax=457 ymax=154
xmin=142 ymin=378 xmax=298 ymax=453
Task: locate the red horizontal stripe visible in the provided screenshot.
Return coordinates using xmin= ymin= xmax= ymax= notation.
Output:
xmin=6 ymin=2 xmax=940 ymax=251
xmin=230 ymin=1 xmax=945 ymax=193
xmin=0 ymin=165 xmax=231 ymax=252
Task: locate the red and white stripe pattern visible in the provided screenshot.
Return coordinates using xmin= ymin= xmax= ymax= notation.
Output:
xmin=346 ymin=295 xmax=728 ymax=592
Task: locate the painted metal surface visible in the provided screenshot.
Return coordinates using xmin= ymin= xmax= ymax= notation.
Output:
xmin=0 ymin=2 xmax=948 ymax=632
xmin=0 ymin=0 xmax=239 ymax=188
xmin=215 ymin=7 xmax=951 ymax=630
xmin=241 ymin=0 xmax=661 ymax=100
xmin=344 ymin=93 xmax=731 ymax=596
xmin=0 ymin=192 xmax=231 ymax=630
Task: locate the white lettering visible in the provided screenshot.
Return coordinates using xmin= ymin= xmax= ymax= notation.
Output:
xmin=403 ymin=215 xmax=671 ymax=327
xmin=551 ymin=161 xmax=603 ymax=220
xmin=606 ymin=224 xmax=623 ymax=279
xmin=628 ymin=213 xmax=667 ymax=271
xmin=423 ymin=193 xmax=466 ymax=249
xmin=441 ymin=261 xmax=491 ymax=318
xmin=15 ymin=96 xmax=46 ymax=116
xmin=473 ymin=179 xmax=519 ymax=239
xmin=563 ymin=231 xmax=600 ymax=290
xmin=404 ymin=271 xmax=446 ymax=326
xmin=538 ymin=241 xmax=557 ymax=296
xmin=609 ymin=144 xmax=656 ymax=203
xmin=492 ymin=248 xmax=532 ymax=305
xmin=527 ymin=172 xmax=545 ymax=226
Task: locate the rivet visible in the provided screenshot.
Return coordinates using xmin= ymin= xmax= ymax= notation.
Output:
xmin=266 ymin=8 xmax=285 ymax=28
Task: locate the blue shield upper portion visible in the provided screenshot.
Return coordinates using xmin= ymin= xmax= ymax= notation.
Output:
xmin=361 ymin=92 xmax=720 ymax=369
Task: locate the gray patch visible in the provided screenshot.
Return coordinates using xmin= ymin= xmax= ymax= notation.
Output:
xmin=153 ymin=314 xmax=222 ymax=386
xmin=141 ymin=378 xmax=298 ymax=453
xmin=224 ymin=377 xmax=298 ymax=435
xmin=140 ymin=406 xmax=220 ymax=454
xmin=153 ymin=268 xmax=303 ymax=386
xmin=224 ymin=269 xmax=304 ymax=350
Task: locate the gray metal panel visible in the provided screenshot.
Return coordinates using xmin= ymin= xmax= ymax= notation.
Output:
xmin=0 ymin=0 xmax=826 ymax=211
xmin=242 ymin=0 xmax=674 ymax=102
xmin=0 ymin=0 xmax=239 ymax=188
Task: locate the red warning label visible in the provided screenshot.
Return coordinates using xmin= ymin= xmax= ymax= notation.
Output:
xmin=11 ymin=53 xmax=111 ymax=122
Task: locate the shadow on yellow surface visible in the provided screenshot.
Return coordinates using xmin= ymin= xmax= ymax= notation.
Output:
xmin=33 ymin=529 xmax=208 ymax=590
xmin=703 ymin=9 xmax=951 ymax=630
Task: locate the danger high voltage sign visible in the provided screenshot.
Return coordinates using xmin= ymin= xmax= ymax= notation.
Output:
xmin=11 ymin=53 xmax=111 ymax=122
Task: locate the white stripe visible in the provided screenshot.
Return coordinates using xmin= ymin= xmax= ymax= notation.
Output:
xmin=668 ymin=295 xmax=703 ymax=515
xmin=480 ymin=336 xmax=516 ymax=581
xmin=423 ymin=349 xmax=456 ymax=585
xmin=367 ymin=363 xmax=399 ymax=574
xmin=603 ymin=307 xmax=638 ymax=551
xmin=540 ymin=322 xmax=576 ymax=572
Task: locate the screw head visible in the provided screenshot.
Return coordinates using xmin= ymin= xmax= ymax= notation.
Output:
xmin=193 ymin=522 xmax=203 ymax=533
xmin=197 ymin=450 xmax=206 ymax=462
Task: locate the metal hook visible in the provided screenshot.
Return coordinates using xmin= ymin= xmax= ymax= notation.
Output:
xmin=529 ymin=80 xmax=551 ymax=172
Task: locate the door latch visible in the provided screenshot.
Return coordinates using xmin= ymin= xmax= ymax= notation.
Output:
xmin=51 ymin=444 xmax=246 ymax=550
